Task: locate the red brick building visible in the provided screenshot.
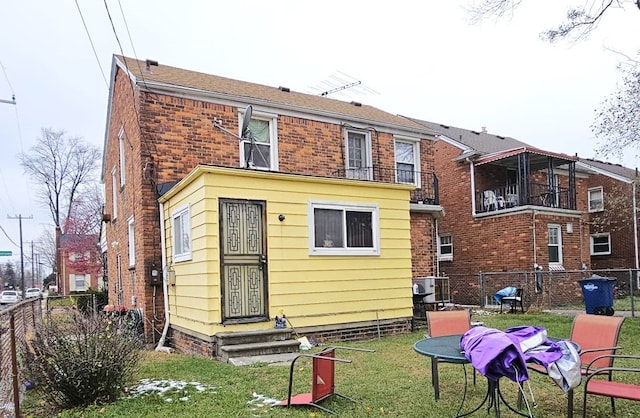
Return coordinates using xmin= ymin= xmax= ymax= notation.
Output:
xmin=406 ymin=119 xmax=593 ymax=305
xmin=101 ymin=56 xmax=443 ymax=344
xmin=577 ymin=158 xmax=640 ymax=271
xmin=58 ymin=234 xmax=103 ymax=295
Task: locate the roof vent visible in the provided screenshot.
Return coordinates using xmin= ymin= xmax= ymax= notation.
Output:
xmin=278 ymin=86 xmax=290 ymax=92
xmin=439 ymin=124 xmax=450 ymax=129
xmin=471 ymin=130 xmax=480 ymax=135
xmin=145 ymin=59 xmax=158 ymax=72
xmin=350 ymin=101 xmax=362 ymax=107
xmin=497 ymin=135 xmax=505 ymax=140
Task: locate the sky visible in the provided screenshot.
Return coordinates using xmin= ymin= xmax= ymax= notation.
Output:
xmin=0 ymin=0 xmax=639 ymax=272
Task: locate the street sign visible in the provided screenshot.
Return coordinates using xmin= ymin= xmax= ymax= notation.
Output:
xmin=0 ymin=251 xmax=12 ymax=256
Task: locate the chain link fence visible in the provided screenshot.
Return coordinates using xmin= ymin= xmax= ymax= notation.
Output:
xmin=448 ymin=268 xmax=638 ymax=317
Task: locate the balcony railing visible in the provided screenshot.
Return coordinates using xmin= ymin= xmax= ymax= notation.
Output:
xmin=332 ymin=166 xmax=439 ymax=205
xmin=477 ymin=183 xmax=575 ymax=214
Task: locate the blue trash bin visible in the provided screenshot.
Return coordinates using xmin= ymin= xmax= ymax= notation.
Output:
xmin=578 ymin=276 xmax=616 ymax=316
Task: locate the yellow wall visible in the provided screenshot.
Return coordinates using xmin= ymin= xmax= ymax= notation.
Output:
xmin=160 ymin=166 xmax=414 ymax=336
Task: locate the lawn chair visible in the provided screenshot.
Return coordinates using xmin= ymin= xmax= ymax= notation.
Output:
xmin=522 ymin=314 xmax=625 ymax=417
xmin=582 ymin=354 xmax=640 ymax=417
xmin=426 ymin=310 xmax=475 ymax=401
xmin=276 ymin=346 xmax=374 ymax=414
xmin=500 ymin=288 xmax=524 ymax=313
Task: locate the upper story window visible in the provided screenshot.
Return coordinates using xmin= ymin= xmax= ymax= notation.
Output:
xmin=239 ymin=110 xmax=278 ymax=170
xmin=345 ymin=130 xmax=372 ymax=180
xmin=74 ymin=274 xmax=86 ymax=291
xmin=588 ymin=187 xmax=604 ymax=212
xmin=394 ymin=138 xmax=420 ymax=186
xmin=111 ymin=167 xmax=118 ymax=221
xmin=438 ymin=234 xmax=453 ymax=261
xmin=118 ymin=126 xmax=126 ymax=187
xmin=172 ymin=205 xmax=192 ymax=262
xmin=308 ymin=201 xmax=379 ymax=256
xmin=548 ymin=224 xmax=563 ymax=265
xmin=128 ymin=216 xmax=135 ymax=267
xmin=590 ymin=233 xmax=611 ymax=255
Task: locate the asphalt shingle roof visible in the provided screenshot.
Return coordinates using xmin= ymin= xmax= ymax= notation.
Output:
xmin=115 ymin=55 xmax=431 ymax=134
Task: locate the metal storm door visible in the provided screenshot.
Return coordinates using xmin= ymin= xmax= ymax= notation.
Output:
xmin=220 ymin=199 xmax=268 ymax=321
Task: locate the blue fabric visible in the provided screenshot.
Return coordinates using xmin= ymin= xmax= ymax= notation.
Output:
xmin=494 ymin=286 xmax=517 ymax=303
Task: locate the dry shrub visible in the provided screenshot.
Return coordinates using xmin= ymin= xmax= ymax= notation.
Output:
xmin=20 ymin=310 xmax=142 ymax=411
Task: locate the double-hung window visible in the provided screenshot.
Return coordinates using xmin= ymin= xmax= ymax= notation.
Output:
xmin=438 ymin=234 xmax=453 ymax=261
xmin=239 ymin=110 xmax=278 ymax=170
xmin=118 ymin=126 xmax=126 ymax=187
xmin=111 ymin=167 xmax=118 ymax=221
xmin=548 ymin=224 xmax=563 ymax=265
xmin=128 ymin=216 xmax=135 ymax=267
xmin=172 ymin=205 xmax=192 ymax=262
xmin=590 ymin=233 xmax=611 ymax=255
xmin=74 ymin=274 xmax=86 ymax=291
xmin=309 ymin=201 xmax=379 ymax=255
xmin=588 ymin=187 xmax=604 ymax=212
xmin=394 ymin=138 xmax=420 ymax=186
xmin=345 ymin=130 xmax=372 ymax=180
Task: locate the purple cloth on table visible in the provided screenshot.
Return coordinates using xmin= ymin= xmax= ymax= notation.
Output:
xmin=460 ymin=326 xmax=563 ymax=383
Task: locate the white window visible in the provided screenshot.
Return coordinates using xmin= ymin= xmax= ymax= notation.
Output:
xmin=172 ymin=205 xmax=192 ymax=262
xmin=118 ymin=126 xmax=126 ymax=187
xmin=111 ymin=167 xmax=118 ymax=220
xmin=128 ymin=216 xmax=135 ymax=267
xmin=345 ymin=130 xmax=372 ymax=180
xmin=394 ymin=138 xmax=420 ymax=186
xmin=74 ymin=274 xmax=86 ymax=291
xmin=548 ymin=224 xmax=563 ymax=265
xmin=588 ymin=187 xmax=604 ymax=212
xmin=590 ymin=233 xmax=611 ymax=255
xmin=239 ymin=110 xmax=278 ymax=170
xmin=438 ymin=235 xmax=453 ymax=261
xmin=308 ymin=201 xmax=379 ymax=256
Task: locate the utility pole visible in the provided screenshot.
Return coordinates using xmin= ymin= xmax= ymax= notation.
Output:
xmin=0 ymin=94 xmax=16 ymax=105
xmin=8 ymin=214 xmax=32 ymax=298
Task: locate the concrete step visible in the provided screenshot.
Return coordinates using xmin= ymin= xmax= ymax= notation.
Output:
xmin=227 ymin=352 xmax=301 ymax=366
xmin=216 ymin=328 xmax=293 ymax=347
xmin=219 ymin=339 xmax=300 ymax=363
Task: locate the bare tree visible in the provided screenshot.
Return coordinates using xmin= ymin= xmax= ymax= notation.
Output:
xmin=467 ymin=0 xmax=640 ymax=42
xmin=19 ymin=128 xmax=101 ymax=286
xmin=593 ymin=62 xmax=640 ymax=160
xmin=35 ymin=229 xmax=57 ymax=272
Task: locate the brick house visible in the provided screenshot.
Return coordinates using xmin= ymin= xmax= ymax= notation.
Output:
xmin=58 ymin=233 xmax=103 ymax=295
xmin=405 ymin=119 xmax=592 ymax=305
xmin=101 ymin=55 xmax=443 ymax=349
xmin=577 ymin=158 xmax=640 ymax=271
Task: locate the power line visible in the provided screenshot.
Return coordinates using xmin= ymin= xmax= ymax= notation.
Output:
xmin=0 ymin=223 xmax=19 ymax=248
xmin=74 ymin=0 xmax=109 ymax=88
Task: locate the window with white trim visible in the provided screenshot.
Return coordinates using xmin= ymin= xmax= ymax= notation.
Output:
xmin=309 ymin=201 xmax=379 ymax=256
xmin=588 ymin=187 xmax=604 ymax=212
xmin=548 ymin=224 xmax=563 ymax=264
xmin=118 ymin=127 xmax=126 ymax=187
xmin=438 ymin=234 xmax=453 ymax=261
xmin=590 ymin=233 xmax=611 ymax=255
xmin=394 ymin=138 xmax=420 ymax=186
xmin=345 ymin=130 xmax=372 ymax=180
xmin=74 ymin=274 xmax=86 ymax=291
xmin=239 ymin=110 xmax=278 ymax=170
xmin=172 ymin=205 xmax=192 ymax=262
xmin=128 ymin=216 xmax=135 ymax=267
xmin=111 ymin=167 xmax=118 ymax=220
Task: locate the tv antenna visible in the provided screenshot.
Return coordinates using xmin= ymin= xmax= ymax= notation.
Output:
xmin=213 ymin=105 xmax=262 ymax=169
xmin=308 ymin=71 xmax=378 ymax=99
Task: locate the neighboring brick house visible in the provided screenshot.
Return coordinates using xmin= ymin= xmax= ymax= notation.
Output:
xmin=577 ymin=158 xmax=640 ymax=271
xmin=58 ymin=233 xmax=103 ymax=295
xmin=101 ymin=55 xmax=443 ymax=346
xmin=405 ymin=119 xmax=592 ymax=305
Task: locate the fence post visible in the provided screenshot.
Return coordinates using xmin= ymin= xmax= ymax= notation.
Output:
xmin=630 ymin=269 xmax=636 ymax=318
xmin=10 ymin=313 xmax=21 ymax=418
xmin=479 ymin=273 xmax=485 ymax=308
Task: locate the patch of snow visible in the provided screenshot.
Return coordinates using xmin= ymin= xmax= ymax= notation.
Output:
xmin=124 ymin=378 xmax=216 ymax=403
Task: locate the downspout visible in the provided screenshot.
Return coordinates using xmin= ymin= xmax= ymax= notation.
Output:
xmin=155 ymin=201 xmax=173 ymax=353
xmin=633 ymin=182 xmax=639 ymax=270
xmin=532 ymin=210 xmax=537 ymax=266
xmin=435 ymin=218 xmax=440 ymax=277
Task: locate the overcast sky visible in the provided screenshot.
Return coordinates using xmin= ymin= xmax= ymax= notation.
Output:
xmin=0 ymin=1 xmax=638 ymax=272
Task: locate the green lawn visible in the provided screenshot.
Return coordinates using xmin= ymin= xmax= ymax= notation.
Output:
xmin=28 ymin=313 xmax=640 ymax=418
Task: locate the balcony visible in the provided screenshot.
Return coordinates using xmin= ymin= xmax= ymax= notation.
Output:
xmin=333 ymin=166 xmax=439 ymax=205
xmin=473 ymin=147 xmax=578 ymax=215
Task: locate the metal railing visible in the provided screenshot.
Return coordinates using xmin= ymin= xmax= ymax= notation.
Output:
xmin=477 ymin=183 xmax=575 ymax=213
